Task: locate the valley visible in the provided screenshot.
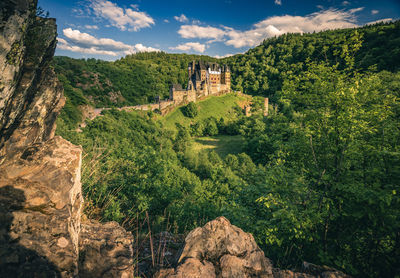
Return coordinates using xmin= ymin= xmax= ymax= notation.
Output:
xmin=0 ymin=1 xmax=399 ymax=276
xmin=53 ymin=21 xmax=400 ymax=278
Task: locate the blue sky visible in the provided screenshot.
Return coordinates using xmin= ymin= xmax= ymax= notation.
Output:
xmin=37 ymin=0 xmax=400 ymax=60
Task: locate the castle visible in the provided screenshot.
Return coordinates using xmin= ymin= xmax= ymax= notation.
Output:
xmin=169 ymin=61 xmax=231 ymax=103
xmin=111 ymin=61 xmax=232 ymax=115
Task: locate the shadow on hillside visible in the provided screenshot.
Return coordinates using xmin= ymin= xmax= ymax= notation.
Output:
xmin=194 ymin=138 xmax=219 ymax=148
xmin=0 ymin=185 xmax=61 ymax=278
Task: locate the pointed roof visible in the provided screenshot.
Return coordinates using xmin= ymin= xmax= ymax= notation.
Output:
xmin=198 ymin=60 xmax=207 ymax=70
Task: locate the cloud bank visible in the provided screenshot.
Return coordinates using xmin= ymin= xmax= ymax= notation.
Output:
xmin=178 ymin=8 xmax=365 ymax=48
xmin=58 ymin=28 xmax=160 ymax=56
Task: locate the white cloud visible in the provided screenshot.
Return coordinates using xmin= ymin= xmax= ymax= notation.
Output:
xmin=57 ymin=38 xmax=118 ymax=56
xmin=58 ymin=28 xmax=160 ymax=56
xmin=342 ymin=1 xmax=350 ymax=5
xmin=90 ymin=0 xmax=154 ymax=31
xmin=170 ymin=42 xmax=206 ymax=53
xmin=317 ymin=5 xmax=324 ymax=9
xmin=274 ymin=0 xmax=282 ymax=5
xmin=349 ymin=7 xmax=364 ymax=13
xmin=371 ymin=10 xmax=379 ymax=15
xmin=214 ymin=53 xmax=235 ymax=58
xmin=178 ymin=25 xmax=226 ymax=40
xmin=130 ymin=4 xmax=139 ymax=10
xmin=85 ymin=24 xmax=99 ymax=29
xmin=366 ymin=18 xmax=393 ymax=25
xmin=164 ymin=19 xmax=169 ymax=23
xmin=174 ymin=14 xmax=188 ymax=23
xmin=178 ymin=8 xmax=363 ymax=48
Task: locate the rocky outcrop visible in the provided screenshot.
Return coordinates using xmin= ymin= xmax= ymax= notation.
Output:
xmin=0 ymin=1 xmax=134 ymax=277
xmin=155 ymin=217 xmax=273 ymax=278
xmin=0 ymin=136 xmax=83 ymax=276
xmin=79 ymin=220 xmax=134 ymax=278
xmin=0 ymin=0 xmax=64 ymax=161
xmin=155 ymin=217 xmax=350 ymax=278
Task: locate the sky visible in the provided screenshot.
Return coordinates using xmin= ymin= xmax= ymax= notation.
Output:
xmin=37 ymin=0 xmax=400 ymax=60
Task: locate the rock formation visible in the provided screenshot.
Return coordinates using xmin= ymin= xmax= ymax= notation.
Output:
xmin=155 ymin=217 xmax=350 ymax=278
xmin=79 ymin=220 xmax=134 ymax=278
xmin=0 ymin=1 xmax=134 ymax=277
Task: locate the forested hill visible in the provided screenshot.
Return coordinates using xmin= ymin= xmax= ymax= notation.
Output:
xmin=223 ymin=20 xmax=400 ymax=98
xmin=53 ymin=53 xmax=217 ymax=107
xmin=54 ymin=21 xmax=399 ymax=110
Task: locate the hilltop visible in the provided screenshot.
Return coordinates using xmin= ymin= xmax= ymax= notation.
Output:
xmin=223 ymin=20 xmax=400 ymax=97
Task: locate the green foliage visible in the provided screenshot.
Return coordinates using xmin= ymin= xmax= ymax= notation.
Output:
xmin=204 ymin=117 xmax=218 ymax=136
xmin=6 ymin=41 xmax=21 ymax=65
xmin=56 ymin=21 xmax=400 ymax=278
xmin=182 ymin=102 xmax=198 ymax=118
xmin=240 ymin=66 xmax=400 ymax=277
xmin=224 ymin=21 xmax=400 ymax=99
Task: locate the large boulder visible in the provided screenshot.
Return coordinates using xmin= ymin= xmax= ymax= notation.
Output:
xmin=155 ymin=216 xmax=273 ymax=278
xmin=0 ymin=136 xmax=83 ymax=277
xmin=79 ymin=219 xmax=134 ymax=278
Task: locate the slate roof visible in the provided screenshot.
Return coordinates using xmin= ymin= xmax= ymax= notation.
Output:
xmin=195 ymin=70 xmax=201 ymax=80
xmin=198 ymin=61 xmax=207 ymax=70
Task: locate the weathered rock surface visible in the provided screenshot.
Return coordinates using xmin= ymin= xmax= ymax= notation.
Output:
xmin=155 ymin=217 xmax=351 ymax=278
xmin=0 ymin=0 xmax=64 ymax=161
xmin=0 ymin=136 xmax=83 ymax=277
xmin=155 ymin=216 xmax=273 ymax=278
xmin=0 ymin=1 xmax=134 ymax=277
xmin=79 ymin=219 xmax=134 ymax=278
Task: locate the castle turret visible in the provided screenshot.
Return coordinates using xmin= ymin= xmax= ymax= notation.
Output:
xmin=221 ymin=64 xmax=231 ymax=89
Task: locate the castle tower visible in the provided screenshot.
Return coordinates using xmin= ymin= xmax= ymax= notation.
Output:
xmin=188 ymin=61 xmax=195 ymax=80
xmin=198 ymin=61 xmax=207 ymax=81
xmin=221 ymin=65 xmax=231 ymax=90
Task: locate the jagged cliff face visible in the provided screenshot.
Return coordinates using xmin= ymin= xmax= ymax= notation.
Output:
xmin=0 ymin=0 xmax=64 ymax=161
xmin=0 ymin=1 xmax=134 ymax=277
xmin=0 ymin=1 xmax=81 ymax=276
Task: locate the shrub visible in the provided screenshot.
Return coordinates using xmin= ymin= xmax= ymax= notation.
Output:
xmin=204 ymin=117 xmax=218 ymax=136
xmin=182 ymin=102 xmax=198 ymax=118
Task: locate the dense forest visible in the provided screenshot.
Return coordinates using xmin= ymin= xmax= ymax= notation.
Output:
xmin=224 ymin=20 xmax=400 ymax=98
xmin=56 ymin=21 xmax=400 ymax=277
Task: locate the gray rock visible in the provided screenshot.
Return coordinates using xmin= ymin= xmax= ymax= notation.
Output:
xmin=79 ymin=219 xmax=134 ymax=278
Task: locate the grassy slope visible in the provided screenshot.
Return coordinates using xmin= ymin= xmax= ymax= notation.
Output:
xmin=161 ymin=93 xmax=247 ymax=131
xmin=191 ymin=135 xmax=244 ymax=157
